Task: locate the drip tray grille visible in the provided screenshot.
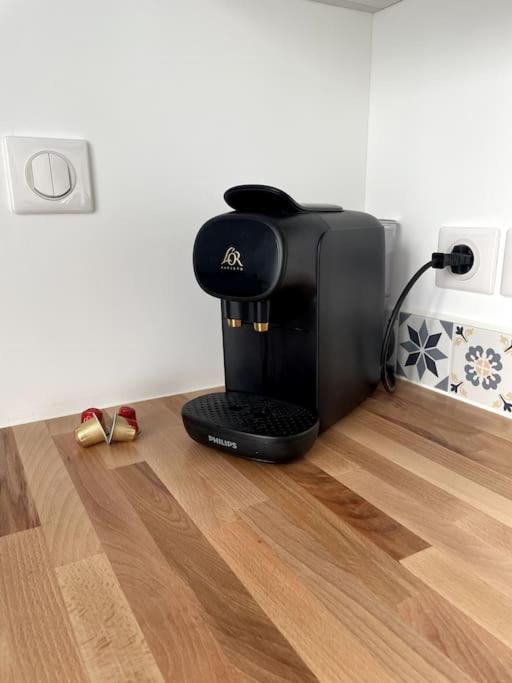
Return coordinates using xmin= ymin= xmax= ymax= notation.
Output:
xmin=183 ymin=392 xmax=318 ymax=438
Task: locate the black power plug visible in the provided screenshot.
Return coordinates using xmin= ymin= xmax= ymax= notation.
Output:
xmin=381 ymin=243 xmax=476 ymax=394
xmin=431 ymin=246 xmax=475 ymax=272
xmin=450 ymin=244 xmax=474 ymax=275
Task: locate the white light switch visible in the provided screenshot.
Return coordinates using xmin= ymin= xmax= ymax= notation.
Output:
xmin=502 ymin=230 xmax=512 ymax=297
xmin=28 ymin=151 xmax=73 ymax=199
xmin=48 ymin=153 xmax=73 ymax=197
xmin=30 ymin=152 xmax=54 ymax=197
xmin=3 ymin=136 xmax=93 ymax=214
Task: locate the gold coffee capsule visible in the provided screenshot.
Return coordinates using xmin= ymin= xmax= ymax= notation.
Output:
xmin=74 ymin=414 xmax=108 ymax=447
xmin=109 ymin=413 xmax=137 ymax=443
xmin=253 ymin=322 xmax=269 ymax=333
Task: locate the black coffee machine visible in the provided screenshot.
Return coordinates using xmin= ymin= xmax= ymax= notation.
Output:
xmin=182 ymin=185 xmax=384 ymax=463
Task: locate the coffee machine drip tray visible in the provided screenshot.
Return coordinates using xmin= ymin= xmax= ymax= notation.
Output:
xmin=181 ymin=392 xmax=319 ymax=464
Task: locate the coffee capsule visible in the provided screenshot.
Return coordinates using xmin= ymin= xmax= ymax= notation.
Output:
xmin=109 ymin=413 xmax=137 ymax=443
xmin=74 ymin=414 xmax=108 ymax=447
xmin=81 ymin=407 xmax=103 ymax=424
xmin=124 ymin=417 xmax=140 ymax=433
xmin=118 ymin=406 xmax=136 ymax=420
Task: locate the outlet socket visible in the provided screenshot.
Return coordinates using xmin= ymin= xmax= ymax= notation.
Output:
xmin=436 ymin=227 xmax=500 ymax=294
xmin=502 ymin=229 xmax=512 ymax=297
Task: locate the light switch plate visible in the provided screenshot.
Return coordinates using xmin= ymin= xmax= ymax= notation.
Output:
xmin=502 ymin=229 xmax=512 ymax=296
xmin=436 ymin=227 xmax=500 ymax=294
xmin=3 ymin=136 xmax=94 ymax=214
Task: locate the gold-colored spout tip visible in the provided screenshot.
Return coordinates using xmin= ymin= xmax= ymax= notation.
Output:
xmin=227 ymin=318 xmax=242 ymax=328
xmin=253 ymin=322 xmax=269 ymax=333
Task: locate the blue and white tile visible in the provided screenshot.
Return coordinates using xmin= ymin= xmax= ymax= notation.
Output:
xmin=450 ymin=325 xmax=512 ymax=417
xmin=396 ymin=313 xmax=453 ymax=391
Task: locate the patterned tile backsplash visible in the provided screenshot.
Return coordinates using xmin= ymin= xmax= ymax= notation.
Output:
xmin=396 ymin=312 xmax=512 ymax=419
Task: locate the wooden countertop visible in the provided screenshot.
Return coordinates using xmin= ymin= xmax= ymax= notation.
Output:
xmin=2 ymin=382 xmax=512 ymax=682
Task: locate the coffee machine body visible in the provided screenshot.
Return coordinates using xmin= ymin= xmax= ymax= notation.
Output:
xmin=182 ymin=185 xmax=384 ymax=463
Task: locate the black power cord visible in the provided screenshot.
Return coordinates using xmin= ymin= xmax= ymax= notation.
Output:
xmin=381 ymin=248 xmax=474 ymax=393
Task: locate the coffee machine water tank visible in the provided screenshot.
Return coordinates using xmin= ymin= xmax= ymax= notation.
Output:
xmin=380 ymin=219 xmax=398 ymax=312
xmin=182 ymin=185 xmax=385 ymax=463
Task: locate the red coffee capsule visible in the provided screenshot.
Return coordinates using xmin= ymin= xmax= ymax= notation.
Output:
xmin=125 ymin=417 xmax=139 ymax=432
xmin=118 ymin=406 xmax=136 ymax=420
xmin=81 ymin=407 xmax=103 ymax=423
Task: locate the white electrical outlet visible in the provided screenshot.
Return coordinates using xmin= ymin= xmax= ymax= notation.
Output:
xmin=502 ymin=229 xmax=512 ymax=296
xmin=436 ymin=227 xmax=500 ymax=294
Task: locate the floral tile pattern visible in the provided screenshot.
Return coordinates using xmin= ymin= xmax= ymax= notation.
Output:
xmin=391 ymin=310 xmax=511 ymax=419
xmin=450 ymin=325 xmax=512 ymax=417
xmin=396 ymin=313 xmax=453 ymax=392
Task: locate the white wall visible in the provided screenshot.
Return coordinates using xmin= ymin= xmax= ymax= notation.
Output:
xmin=0 ymin=0 xmax=373 ymax=426
xmin=366 ymin=0 xmax=512 ymax=326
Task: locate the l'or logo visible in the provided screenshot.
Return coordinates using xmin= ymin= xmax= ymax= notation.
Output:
xmin=221 ymin=246 xmax=243 ymax=271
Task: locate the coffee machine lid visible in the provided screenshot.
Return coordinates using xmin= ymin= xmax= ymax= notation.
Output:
xmin=224 ymin=185 xmax=343 ymax=216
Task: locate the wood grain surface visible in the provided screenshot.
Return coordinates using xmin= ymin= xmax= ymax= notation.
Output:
xmin=0 ymin=428 xmax=39 ymax=537
xmin=1 ymin=381 xmax=511 ymax=681
xmin=56 ymin=553 xmax=164 ymax=682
